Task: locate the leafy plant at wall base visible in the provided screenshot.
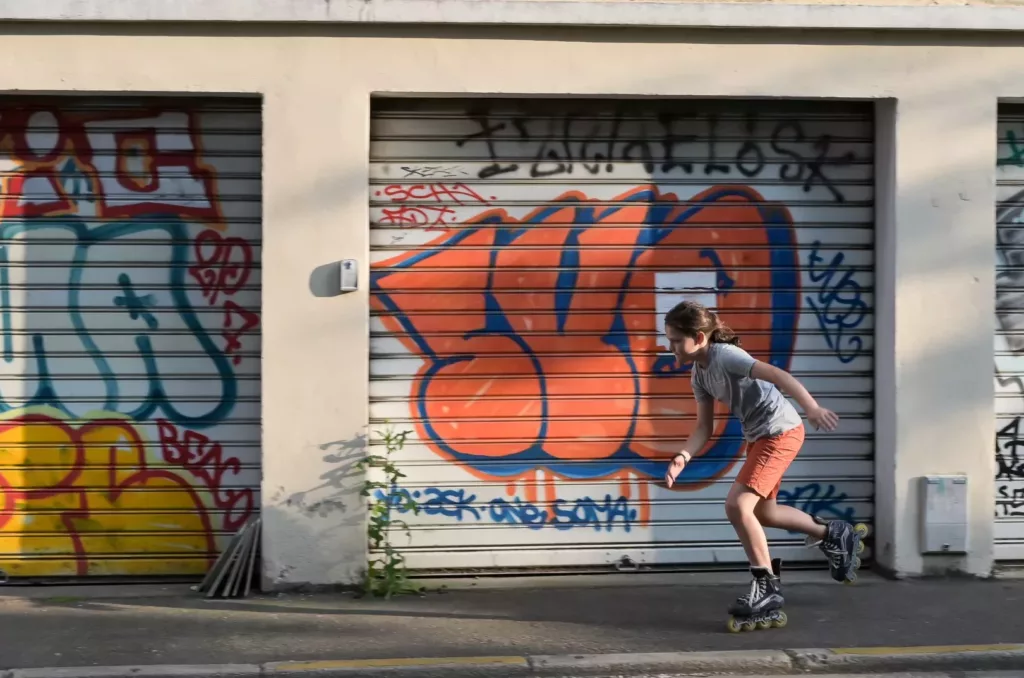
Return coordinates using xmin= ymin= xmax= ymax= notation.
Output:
xmin=357 ymin=427 xmax=424 ymax=598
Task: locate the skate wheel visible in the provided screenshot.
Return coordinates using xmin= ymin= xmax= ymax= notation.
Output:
xmin=774 ymin=611 xmax=788 ymax=628
xmin=854 ymin=523 xmax=870 ymax=538
xmin=852 ymin=556 xmax=862 ymax=570
xmin=857 ymin=540 xmax=865 ymax=554
xmin=756 ymin=619 xmax=771 ymax=630
xmin=844 ymin=569 xmax=859 ymax=585
xmin=727 ymin=617 xmax=743 ymax=633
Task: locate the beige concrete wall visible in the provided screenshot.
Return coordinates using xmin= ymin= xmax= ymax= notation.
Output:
xmin=1 ymin=23 xmax=1004 ymax=585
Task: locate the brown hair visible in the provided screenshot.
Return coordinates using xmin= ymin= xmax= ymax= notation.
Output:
xmin=664 ymin=300 xmax=740 ymax=346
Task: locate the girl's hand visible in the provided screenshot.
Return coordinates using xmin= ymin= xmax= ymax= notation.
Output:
xmin=665 ymin=452 xmax=689 ymax=488
xmin=807 ymin=406 xmax=839 ymax=432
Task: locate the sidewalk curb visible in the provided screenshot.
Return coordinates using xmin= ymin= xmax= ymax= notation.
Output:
xmin=4 ymin=644 xmax=1024 ymax=678
xmin=788 ymin=644 xmax=1024 ymax=673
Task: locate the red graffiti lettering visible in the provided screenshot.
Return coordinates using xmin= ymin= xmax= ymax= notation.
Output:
xmin=157 ymin=419 xmax=255 ymax=531
xmin=380 ymin=205 xmax=457 ymax=231
xmin=81 ymin=111 xmax=219 ymax=219
xmin=0 ymin=108 xmax=220 ymax=220
xmin=0 ymin=108 xmax=75 ymax=218
xmin=222 ymin=300 xmax=260 ymax=366
xmin=381 ymin=183 xmax=492 ymax=205
xmin=377 ymin=183 xmax=492 ymax=231
xmin=0 ymin=169 xmax=75 ymax=218
xmin=188 ymin=229 xmax=260 ymax=363
xmin=189 ymin=229 xmax=253 ymax=305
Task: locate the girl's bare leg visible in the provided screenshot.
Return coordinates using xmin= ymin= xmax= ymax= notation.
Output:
xmin=724 ymin=483 xmax=772 ymax=569
xmin=755 ymin=499 xmax=827 ymax=541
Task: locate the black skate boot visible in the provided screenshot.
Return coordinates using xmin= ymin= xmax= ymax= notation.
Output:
xmin=726 ymin=566 xmax=787 ymax=633
xmin=809 ymin=516 xmax=869 ymax=583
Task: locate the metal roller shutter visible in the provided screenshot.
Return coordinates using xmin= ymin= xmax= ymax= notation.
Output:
xmin=0 ymin=97 xmax=262 ymax=579
xmin=996 ymin=106 xmax=1024 ymax=561
xmin=369 ymin=98 xmax=874 ymax=573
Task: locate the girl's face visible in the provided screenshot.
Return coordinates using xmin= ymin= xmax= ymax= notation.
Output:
xmin=665 ymin=325 xmax=707 ymax=365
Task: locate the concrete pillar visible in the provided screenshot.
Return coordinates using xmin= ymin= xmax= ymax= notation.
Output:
xmin=873 ymin=96 xmax=997 ymax=577
xmin=260 ymin=77 xmax=370 ymax=590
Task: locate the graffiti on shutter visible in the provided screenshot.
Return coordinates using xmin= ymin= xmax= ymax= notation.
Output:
xmin=369 ymin=100 xmax=874 ymax=568
xmin=996 ymin=112 xmax=1024 ymax=557
xmin=0 ymin=101 xmax=261 ymax=577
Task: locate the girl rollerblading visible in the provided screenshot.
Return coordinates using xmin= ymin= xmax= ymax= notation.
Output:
xmin=661 ymin=301 xmax=868 ymax=632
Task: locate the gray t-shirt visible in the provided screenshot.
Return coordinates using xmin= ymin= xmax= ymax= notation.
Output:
xmin=690 ymin=343 xmax=803 ymax=442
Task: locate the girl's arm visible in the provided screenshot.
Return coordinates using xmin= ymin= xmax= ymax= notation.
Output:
xmin=750 ymin=361 xmax=839 ymax=431
xmin=665 ymin=399 xmax=715 ymax=488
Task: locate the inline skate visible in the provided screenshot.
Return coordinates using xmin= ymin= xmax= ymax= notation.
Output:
xmin=726 ymin=559 xmax=787 ymax=633
xmin=808 ymin=516 xmax=869 ymax=584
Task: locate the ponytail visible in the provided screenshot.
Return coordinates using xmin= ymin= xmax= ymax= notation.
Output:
xmin=708 ymin=315 xmax=741 ymax=346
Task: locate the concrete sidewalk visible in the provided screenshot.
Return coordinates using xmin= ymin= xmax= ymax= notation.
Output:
xmin=0 ymin=570 xmax=1022 ymax=673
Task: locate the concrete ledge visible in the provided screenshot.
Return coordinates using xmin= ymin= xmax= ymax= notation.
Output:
xmin=7 ymin=0 xmax=1024 ymax=32
xmin=265 ymin=658 xmax=530 ymax=678
xmin=9 ymin=667 xmax=262 ymax=678
xmin=531 ymin=650 xmax=793 ymax=675
xmin=789 ymin=645 xmax=1024 ymax=673
xmin=6 ymin=644 xmax=1024 ymax=678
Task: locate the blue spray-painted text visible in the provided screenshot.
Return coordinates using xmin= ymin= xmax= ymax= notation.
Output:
xmin=806 ymin=241 xmax=868 ymax=364
xmin=375 ymin=487 xmax=638 ymax=532
xmin=777 ymin=482 xmax=857 ymax=532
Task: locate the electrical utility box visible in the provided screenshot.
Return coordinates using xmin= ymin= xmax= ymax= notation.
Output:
xmin=919 ymin=475 xmax=969 ymax=554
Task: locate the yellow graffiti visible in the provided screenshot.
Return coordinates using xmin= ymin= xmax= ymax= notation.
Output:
xmin=0 ymin=407 xmax=217 ymax=577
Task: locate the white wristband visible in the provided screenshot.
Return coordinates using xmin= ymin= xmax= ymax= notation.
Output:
xmin=675 ymin=451 xmax=692 ymax=464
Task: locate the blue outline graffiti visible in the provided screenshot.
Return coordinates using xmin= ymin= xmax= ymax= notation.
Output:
xmin=371 ymin=186 xmax=798 ymax=485
xmin=0 ymin=216 xmax=237 ymax=428
xmin=114 ymin=273 xmax=159 ymax=331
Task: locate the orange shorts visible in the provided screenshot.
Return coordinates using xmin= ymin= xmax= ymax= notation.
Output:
xmin=736 ymin=424 xmax=805 ymax=499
